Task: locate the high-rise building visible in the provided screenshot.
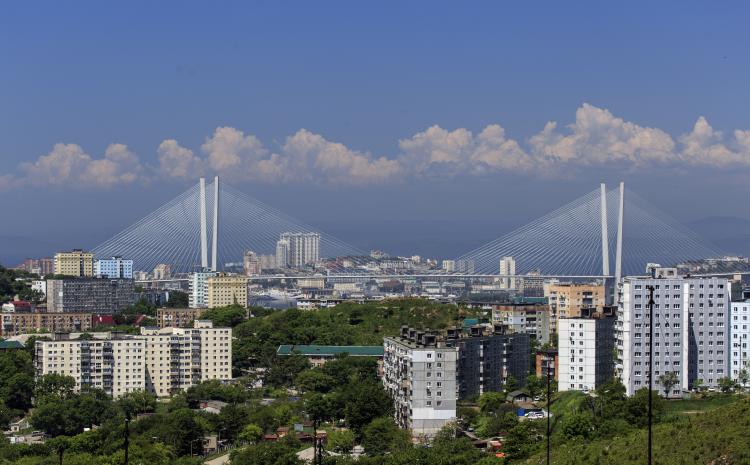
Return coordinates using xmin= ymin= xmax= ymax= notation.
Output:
xmin=34 ymin=320 xmax=231 ymax=398
xmin=15 ymin=258 xmax=54 ymax=275
xmin=383 ymin=330 xmax=458 ymax=438
xmin=558 ymin=308 xmax=616 ymax=392
xmin=446 ymin=325 xmax=530 ymax=399
xmin=54 ymin=250 xmax=94 ymax=277
xmin=456 ymin=259 xmax=475 ymax=274
xmin=243 ymin=250 xmax=262 ymax=276
xmin=499 ymin=256 xmax=516 ymax=290
xmin=442 ymin=260 xmax=455 ymax=272
xmin=95 ymin=256 xmax=134 ymax=279
xmin=258 ymin=254 xmax=277 ymax=270
xmin=492 ymin=303 xmax=550 ymax=344
xmin=206 ymin=273 xmax=248 ymax=308
xmin=520 ymin=270 xmax=545 ymax=297
xmin=617 ymin=276 xmax=731 ymax=396
xmin=152 ymin=264 xmax=172 ymax=280
xmin=46 ymin=278 xmax=135 ymax=313
xmin=188 ymin=271 xmax=217 ymax=308
xmin=280 ymin=232 xmax=320 ymax=268
xmin=730 ymin=301 xmax=750 ymax=387
xmin=275 ymin=239 xmax=290 ymax=269
xmin=547 ymin=282 xmax=606 ymax=333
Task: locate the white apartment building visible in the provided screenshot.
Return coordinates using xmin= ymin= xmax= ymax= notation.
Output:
xmin=280 ymin=232 xmax=320 ymax=268
xmin=35 ymin=321 xmax=231 ymax=398
xmin=499 ymin=256 xmax=516 ymax=290
xmin=35 ymin=336 xmax=146 ymax=398
xmin=730 ymin=301 xmax=750 ymax=386
xmin=383 ymin=331 xmax=458 ymax=438
xmin=189 ymin=271 xmax=217 ymax=308
xmin=617 ymin=277 xmax=731 ymax=396
xmin=558 ymin=311 xmax=616 ymax=392
xmin=95 ymin=256 xmax=134 ymax=279
xmin=442 ymin=260 xmax=455 ymax=273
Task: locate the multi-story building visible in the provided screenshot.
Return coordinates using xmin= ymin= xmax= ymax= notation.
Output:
xmin=35 ymin=333 xmax=146 ymax=398
xmin=95 ymin=256 xmax=134 ymax=279
xmin=280 ymin=232 xmax=320 ymax=268
xmin=617 ymin=276 xmax=731 ymax=396
xmin=535 ymin=350 xmax=558 ymax=381
xmin=558 ymin=308 xmax=616 ymax=392
xmin=492 ymin=304 xmax=550 ymax=344
xmin=206 ymin=274 xmax=248 ymax=308
xmin=46 ymin=278 xmax=135 ymax=313
xmin=140 ymin=321 xmax=232 ymax=396
xmin=275 ymin=238 xmax=290 ymax=269
xmin=1 ymin=312 xmax=92 ymax=337
xmin=152 ymin=264 xmax=172 ymax=280
xmin=730 ymin=301 xmax=750 ymax=386
xmin=156 ymin=308 xmax=206 ymax=328
xmin=243 ymin=250 xmax=262 ymax=276
xmin=15 ymin=258 xmax=55 ymax=275
xmin=520 ymin=271 xmax=545 ymax=297
xmin=54 ymin=250 xmax=94 ymax=277
xmin=188 ymin=271 xmax=217 ymax=308
xmin=442 ymin=260 xmax=455 ymax=273
xmin=34 ymin=321 xmax=231 ymax=398
xmin=446 ymin=325 xmax=530 ymax=399
xmin=455 ymin=259 xmax=475 ymax=274
xmin=383 ymin=329 xmax=458 ymax=438
xmin=258 ymin=254 xmax=277 ymax=270
xmin=547 ymin=282 xmax=606 ymax=333
xmin=499 ymin=256 xmax=516 ymax=290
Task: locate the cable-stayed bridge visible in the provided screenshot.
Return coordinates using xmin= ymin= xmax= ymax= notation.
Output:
xmin=92 ymin=178 xmax=732 ymax=280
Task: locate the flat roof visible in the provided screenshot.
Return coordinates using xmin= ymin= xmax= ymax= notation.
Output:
xmin=0 ymin=340 xmax=24 ymax=349
xmin=277 ymin=344 xmax=383 ymax=357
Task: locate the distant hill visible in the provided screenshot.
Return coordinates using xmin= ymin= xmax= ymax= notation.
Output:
xmin=688 ymin=216 xmax=750 ymax=257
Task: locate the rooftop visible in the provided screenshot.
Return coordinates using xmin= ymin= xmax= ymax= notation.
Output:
xmin=0 ymin=340 xmax=24 ymax=349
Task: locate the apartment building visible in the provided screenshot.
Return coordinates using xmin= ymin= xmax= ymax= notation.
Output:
xmin=617 ymin=276 xmax=731 ymax=396
xmin=730 ymin=301 xmax=750 ymax=386
xmin=95 ymin=256 xmax=134 ymax=279
xmin=280 ymin=232 xmax=320 ymax=268
xmin=547 ymin=282 xmax=606 ymax=333
xmin=140 ymin=321 xmax=232 ymax=397
xmin=446 ymin=325 xmax=530 ymax=399
xmin=34 ymin=321 xmax=231 ymax=398
xmin=383 ymin=330 xmax=458 ymax=438
xmin=54 ymin=250 xmax=94 ymax=277
xmin=558 ymin=308 xmax=616 ymax=392
xmin=535 ymin=350 xmax=558 ymax=381
xmin=206 ymin=274 xmax=248 ymax=308
xmin=189 ymin=271 xmax=217 ymax=308
xmin=47 ymin=278 xmax=135 ymax=313
xmin=35 ymin=333 xmax=145 ymax=398
xmin=156 ymin=308 xmax=206 ymax=328
xmin=498 ymin=256 xmax=516 ymax=290
xmin=1 ymin=312 xmax=91 ymax=337
xmin=492 ymin=303 xmax=550 ymax=343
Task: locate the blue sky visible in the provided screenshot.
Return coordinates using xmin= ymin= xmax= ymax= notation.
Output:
xmin=2 ymin=1 xmax=750 ymax=264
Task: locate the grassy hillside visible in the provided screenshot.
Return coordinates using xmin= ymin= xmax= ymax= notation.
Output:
xmin=524 ymin=396 xmax=750 ymax=465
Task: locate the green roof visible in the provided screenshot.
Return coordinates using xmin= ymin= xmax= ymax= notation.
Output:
xmin=0 ymin=340 xmax=24 ymax=350
xmin=277 ymin=345 xmax=383 ymax=357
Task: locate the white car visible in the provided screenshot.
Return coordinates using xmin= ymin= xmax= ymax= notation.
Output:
xmin=525 ymin=412 xmax=544 ymax=419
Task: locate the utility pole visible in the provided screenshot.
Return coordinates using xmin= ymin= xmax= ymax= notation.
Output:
xmin=546 ymin=349 xmax=553 ymax=465
xmin=647 ymin=285 xmax=655 ymax=465
xmin=124 ymin=417 xmax=130 ymax=465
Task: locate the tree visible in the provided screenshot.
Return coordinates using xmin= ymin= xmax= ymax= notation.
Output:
xmin=201 ymin=305 xmax=247 ymax=328
xmin=738 ymin=369 xmax=750 ymax=390
xmin=560 ymin=413 xmax=593 ymax=440
xmin=692 ymin=378 xmax=705 ymax=392
xmin=361 ymin=417 xmax=410 ymax=456
xmin=478 ymin=392 xmax=506 ymax=414
xmin=525 ymin=375 xmax=545 ymax=399
xmin=47 ymin=435 xmax=71 ymax=465
xmin=343 ymin=382 xmax=392 ymax=435
xmin=295 ymin=370 xmax=336 ymax=393
xmin=239 ymin=424 xmax=264 ymax=444
xmin=624 ymin=388 xmax=664 ymax=427
xmin=327 ymin=429 xmax=355 ymax=453
xmin=34 ymin=373 xmax=76 ymax=400
xmin=231 ymin=441 xmax=302 ymax=465
xmin=718 ymin=377 xmax=738 ymax=393
xmin=504 ymin=375 xmax=518 ymax=393
xmin=166 ymin=291 xmax=189 ymax=308
xmin=658 ymin=371 xmax=680 ymax=398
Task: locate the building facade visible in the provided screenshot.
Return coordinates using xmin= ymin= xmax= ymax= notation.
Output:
xmin=383 ymin=330 xmax=458 ymax=438
xmin=188 ymin=271 xmax=217 ymax=308
xmin=156 ymin=308 xmax=206 ymax=328
xmin=730 ymin=301 xmax=750 ymax=386
xmin=498 ymin=256 xmax=516 ymax=290
xmin=34 ymin=321 xmax=231 ymax=398
xmin=1 ymin=312 xmax=92 ymax=337
xmin=547 ymin=282 xmax=606 ymax=333
xmin=54 ymin=250 xmax=94 ymax=277
xmin=243 ymin=250 xmax=262 ymax=276
xmin=558 ymin=309 xmax=616 ymax=392
xmin=206 ymin=274 xmax=248 ymax=308
xmin=617 ymin=276 xmax=731 ymax=396
xmin=95 ymin=256 xmax=134 ymax=279
xmin=280 ymin=232 xmax=320 ymax=268
xmin=492 ymin=304 xmax=550 ymax=344
xmin=46 ymin=278 xmax=135 ymax=313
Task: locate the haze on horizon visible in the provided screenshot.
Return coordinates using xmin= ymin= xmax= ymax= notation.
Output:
xmin=2 ymin=1 xmax=750 ymax=265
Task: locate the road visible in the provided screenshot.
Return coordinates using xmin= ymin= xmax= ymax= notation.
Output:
xmin=205 ymin=452 xmax=231 ymax=465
